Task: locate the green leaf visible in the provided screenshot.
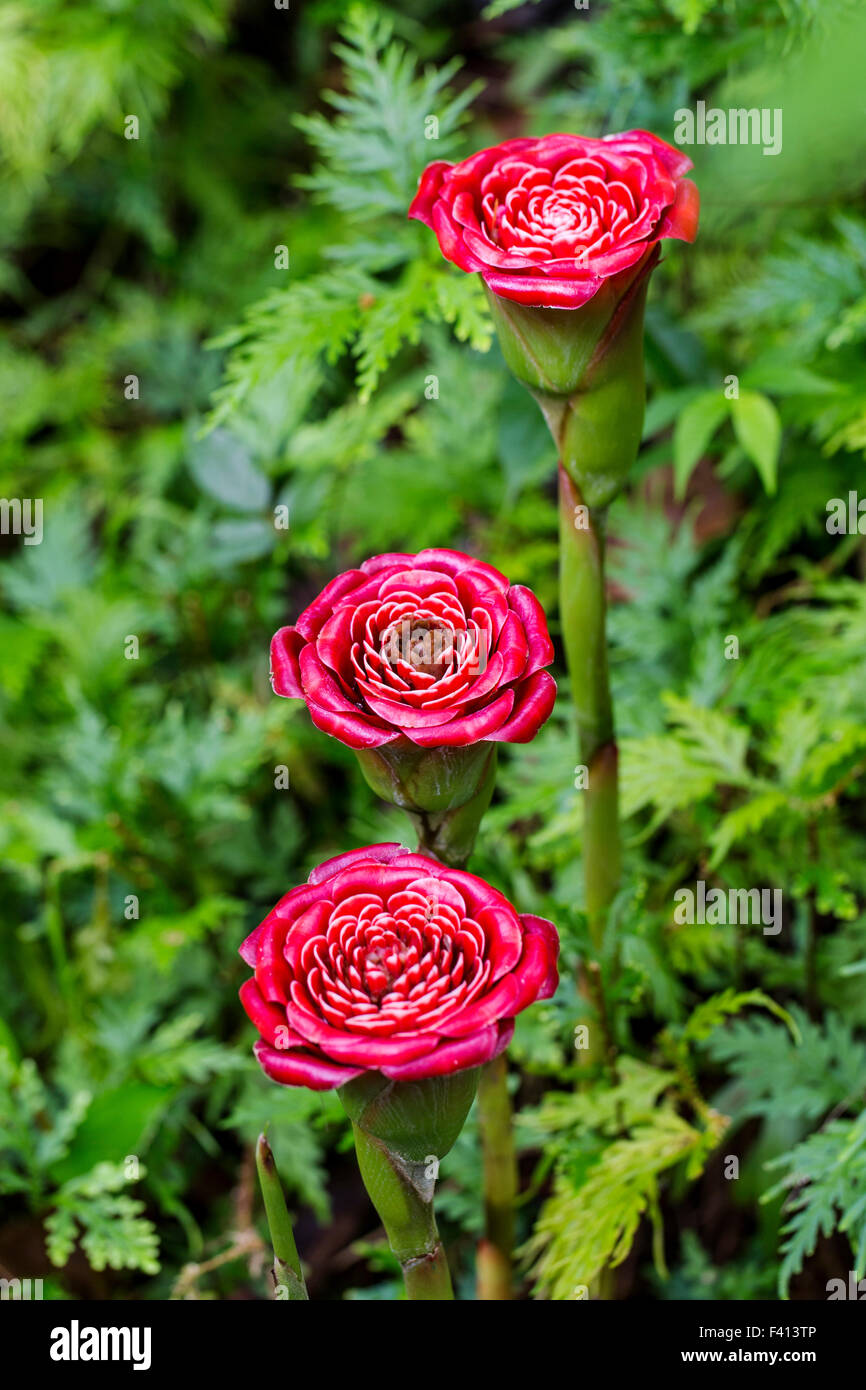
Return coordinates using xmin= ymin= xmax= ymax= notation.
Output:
xmin=46 ymin=1162 xmax=160 ymax=1275
xmin=742 ymin=363 xmax=843 ymax=397
xmin=673 ymin=390 xmax=729 ymax=498
xmin=209 ymin=517 xmax=275 ymax=565
xmin=187 ymin=428 xmax=270 ymax=511
xmin=498 ymin=376 xmax=555 ymax=500
xmin=49 ymin=1084 xmax=171 ymax=1186
xmin=680 ymin=988 xmax=799 ymax=1047
xmin=731 ymin=390 xmax=781 ymax=494
xmin=709 ymin=790 xmax=790 ymax=868
xmin=663 ymin=692 xmax=751 ymax=781
xmin=353 ymin=261 xmax=432 ymax=401
xmin=433 ymin=270 xmax=493 ymax=353
xmin=763 ymin=1116 xmax=866 ymax=1294
xmin=294 ymin=6 xmax=482 ymax=220
xmin=643 ymin=386 xmax=704 ymax=439
xmin=1 ymin=497 xmax=96 ymax=612
xmin=707 ymin=1011 xmax=866 ymax=1126
xmin=526 ymin=1106 xmax=712 ymax=1298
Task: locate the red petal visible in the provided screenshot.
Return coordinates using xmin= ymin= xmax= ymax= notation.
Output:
xmin=270 ymin=627 xmax=305 ymax=698
xmin=282 ymin=899 xmax=331 ymax=974
xmin=253 ymin=1040 xmax=364 ymax=1090
xmin=407 ymin=161 xmax=454 ymax=225
xmin=360 ymin=551 xmax=416 ymax=575
xmin=489 ymin=670 xmax=556 ymax=743
xmin=285 ymin=997 xmax=440 ymax=1066
xmin=482 ymin=269 xmax=603 ymax=309
xmin=656 ymin=177 xmax=700 ymax=244
xmin=295 ymin=569 xmax=366 ymax=641
xmin=520 ymin=914 xmax=560 ymax=1000
xmin=477 ymin=902 xmax=523 ymax=981
xmin=405 ymin=687 xmax=515 ymax=746
xmin=379 ymin=1024 xmax=502 ymax=1080
xmin=307 ymin=843 xmax=408 ymax=885
xmin=507 ymin=585 xmax=554 ymax=674
xmin=606 ymin=128 xmax=694 ymax=180
xmin=416 ymin=547 xmax=509 ymax=593
xmin=307 ymin=700 xmax=400 ymax=748
xmin=256 ymin=912 xmax=293 ymax=1004
xmin=443 ymin=911 xmax=559 ymax=1037
xmin=314 ymin=606 xmax=355 ymax=675
xmin=431 ymin=200 xmax=481 ymax=273
xmin=239 ymin=980 xmax=293 ymax=1048
xmin=362 ymin=693 xmax=469 ymax=729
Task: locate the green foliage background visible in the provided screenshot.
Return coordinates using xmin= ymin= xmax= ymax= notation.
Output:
xmin=2 ymin=0 xmax=865 ymax=1300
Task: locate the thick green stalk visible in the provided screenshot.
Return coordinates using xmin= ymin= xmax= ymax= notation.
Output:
xmin=255 ymin=1133 xmax=309 ymax=1300
xmin=351 ymin=1123 xmax=454 ymax=1300
xmin=559 ymin=465 xmax=621 ymax=950
xmin=340 ymin=1070 xmax=478 ymax=1300
xmin=476 ymin=1052 xmax=517 ymax=1300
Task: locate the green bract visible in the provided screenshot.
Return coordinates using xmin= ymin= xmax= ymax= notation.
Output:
xmin=339 ymin=1068 xmax=480 ymax=1165
xmin=354 ymin=743 xmax=497 ymax=868
xmin=484 ymin=254 xmax=656 ymax=510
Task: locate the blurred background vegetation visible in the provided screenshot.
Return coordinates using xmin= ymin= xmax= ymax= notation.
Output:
xmin=2 ymin=0 xmax=866 ymax=1300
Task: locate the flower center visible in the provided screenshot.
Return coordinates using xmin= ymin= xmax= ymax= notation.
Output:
xmin=363 ymin=939 xmax=409 ymax=998
xmin=381 ymin=619 xmax=454 ymax=679
xmin=543 ymin=197 xmax=579 ymax=230
xmin=294 ymin=882 xmax=495 ymax=1035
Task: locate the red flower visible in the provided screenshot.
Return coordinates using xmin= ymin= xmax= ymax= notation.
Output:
xmin=239 ymin=843 xmax=559 ymax=1090
xmin=271 ymin=548 xmax=556 ymax=749
xmin=408 ymin=130 xmax=698 ymax=309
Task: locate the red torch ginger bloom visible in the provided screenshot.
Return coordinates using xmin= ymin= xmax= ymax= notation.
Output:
xmin=239 ymin=843 xmax=559 ymax=1089
xmin=270 ymin=548 xmax=556 ymax=748
xmin=409 ymin=129 xmax=698 ymax=309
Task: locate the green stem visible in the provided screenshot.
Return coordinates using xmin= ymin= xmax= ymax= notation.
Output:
xmin=255 ymin=1133 xmax=309 ymax=1300
xmin=805 ymin=819 xmax=819 ymax=1019
xmin=559 ymin=466 xmax=619 ymax=1090
xmin=559 ymin=465 xmax=621 ymax=952
xmin=46 ymin=868 xmax=80 ymax=1028
xmin=476 ymin=1052 xmax=517 ymax=1300
xmin=351 ymin=1122 xmax=454 ymax=1299
xmin=411 ymin=746 xmax=498 ymax=869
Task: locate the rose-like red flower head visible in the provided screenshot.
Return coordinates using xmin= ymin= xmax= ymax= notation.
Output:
xmin=409 ymin=129 xmax=698 ymax=309
xmin=239 ymin=843 xmax=559 ymax=1089
xmin=271 ymin=548 xmax=556 ymax=749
